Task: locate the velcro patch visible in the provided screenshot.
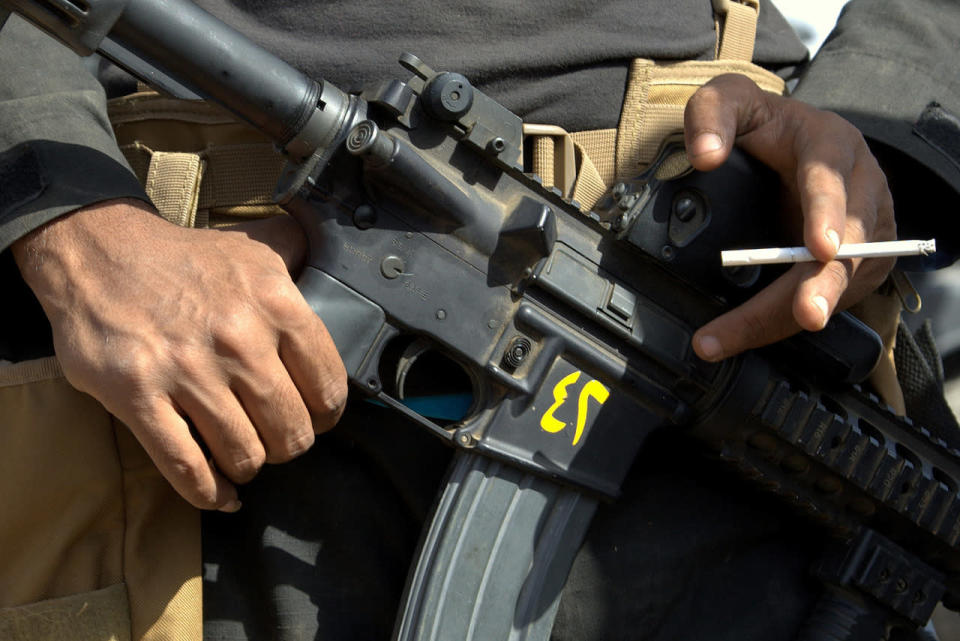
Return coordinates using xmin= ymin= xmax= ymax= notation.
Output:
xmin=913 ymin=102 xmax=960 ymax=174
xmin=0 ymin=143 xmax=46 ymax=222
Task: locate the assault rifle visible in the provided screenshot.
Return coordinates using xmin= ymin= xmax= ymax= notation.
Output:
xmin=4 ymin=1 xmax=960 ymax=638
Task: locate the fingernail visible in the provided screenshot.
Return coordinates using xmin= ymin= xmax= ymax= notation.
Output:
xmin=697 ymin=335 xmax=724 ymax=361
xmin=825 ymin=228 xmax=840 ymax=254
xmin=691 ymin=133 xmax=723 ymax=157
xmin=218 ymin=499 xmax=242 ymax=513
xmin=811 ymin=295 xmax=830 ymax=326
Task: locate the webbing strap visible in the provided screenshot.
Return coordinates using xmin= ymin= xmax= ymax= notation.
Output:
xmin=111 ymin=90 xmax=287 ymax=228
xmin=713 ymin=0 xmax=759 ymax=62
xmin=120 ymin=141 xmax=285 ymax=228
xmin=145 ymin=151 xmax=205 ymax=228
xmin=526 ymin=0 xmax=776 ymax=212
xmin=0 ymin=355 xmax=63 ymax=387
xmin=198 ymin=144 xmax=285 ymax=219
xmin=527 ymin=63 xmax=783 ymax=211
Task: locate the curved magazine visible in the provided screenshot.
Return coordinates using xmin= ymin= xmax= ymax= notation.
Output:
xmin=394 ymin=451 xmax=598 ymax=641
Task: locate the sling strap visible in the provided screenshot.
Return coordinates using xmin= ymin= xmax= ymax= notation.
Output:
xmin=526 ymin=0 xmax=784 ymax=212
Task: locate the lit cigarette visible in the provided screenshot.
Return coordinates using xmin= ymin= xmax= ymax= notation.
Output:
xmin=721 ymin=239 xmax=936 ymax=267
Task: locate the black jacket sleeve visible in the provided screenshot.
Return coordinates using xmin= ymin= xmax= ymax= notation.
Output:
xmin=791 ymin=0 xmax=960 ymax=268
xmin=0 ymin=13 xmax=148 ymax=253
xmin=0 ymin=14 xmax=150 ymax=361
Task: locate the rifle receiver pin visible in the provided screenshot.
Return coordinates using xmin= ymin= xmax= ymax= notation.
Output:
xmin=353 ymin=205 xmax=377 ymax=229
xmin=381 ymin=255 xmax=406 ymax=279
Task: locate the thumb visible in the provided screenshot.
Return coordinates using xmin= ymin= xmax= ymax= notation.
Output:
xmin=683 ymin=73 xmax=769 ymax=172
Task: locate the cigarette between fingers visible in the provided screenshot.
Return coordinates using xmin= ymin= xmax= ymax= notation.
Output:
xmin=721 ymin=239 xmax=936 ymax=267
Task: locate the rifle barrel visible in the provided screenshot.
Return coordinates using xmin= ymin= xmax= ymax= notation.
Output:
xmin=108 ymin=0 xmax=320 ymax=146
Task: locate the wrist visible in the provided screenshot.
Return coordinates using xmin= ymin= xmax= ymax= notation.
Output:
xmin=11 ymin=198 xmax=161 ymax=313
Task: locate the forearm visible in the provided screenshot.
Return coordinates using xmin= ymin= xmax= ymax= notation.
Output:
xmin=0 ymin=13 xmax=148 ymax=252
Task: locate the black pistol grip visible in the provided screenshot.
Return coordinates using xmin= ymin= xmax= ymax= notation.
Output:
xmin=394 ymin=451 xmax=598 ymax=641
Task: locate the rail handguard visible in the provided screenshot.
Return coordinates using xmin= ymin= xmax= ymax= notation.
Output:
xmin=5 ymin=0 xmax=960 ymax=637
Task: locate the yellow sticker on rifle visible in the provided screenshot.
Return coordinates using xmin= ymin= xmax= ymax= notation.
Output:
xmin=539 ymin=371 xmax=609 ymax=446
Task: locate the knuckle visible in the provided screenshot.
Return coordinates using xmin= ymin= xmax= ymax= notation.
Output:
xmin=167 ymin=455 xmax=221 ymax=509
xmin=271 ymin=430 xmax=315 ymax=463
xmin=845 ymin=214 xmax=869 ymax=241
xmin=261 ymin=276 xmax=305 ymax=318
xmin=214 ymin=312 xmax=262 ymax=358
xmin=311 ymin=375 xmax=348 ymax=431
xmin=120 ymin=343 xmax=163 ymax=385
xmin=820 ymin=108 xmax=851 ymax=131
xmin=224 ymin=448 xmax=266 ymax=484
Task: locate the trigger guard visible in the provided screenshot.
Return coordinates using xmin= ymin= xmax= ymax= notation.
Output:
xmin=394 ymin=337 xmax=435 ymax=401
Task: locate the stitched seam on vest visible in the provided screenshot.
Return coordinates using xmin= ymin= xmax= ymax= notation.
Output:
xmin=0 ymin=356 xmax=63 ymax=387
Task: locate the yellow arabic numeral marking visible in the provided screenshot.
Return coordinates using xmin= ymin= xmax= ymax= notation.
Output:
xmin=539 ymin=371 xmax=610 ymax=446
xmin=573 ymin=380 xmax=609 ymax=446
xmin=540 ymin=371 xmax=581 ymax=433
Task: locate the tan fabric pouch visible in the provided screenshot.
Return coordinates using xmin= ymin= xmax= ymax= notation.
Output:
xmin=0 ymin=358 xmax=201 ymax=641
xmin=108 ymin=92 xmax=287 ymax=229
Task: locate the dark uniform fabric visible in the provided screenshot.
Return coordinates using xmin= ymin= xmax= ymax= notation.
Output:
xmin=202 ymin=403 xmax=822 ymax=641
xmin=2 ymin=1 xmax=960 ymax=640
xmin=790 ymin=0 xmax=960 ymax=270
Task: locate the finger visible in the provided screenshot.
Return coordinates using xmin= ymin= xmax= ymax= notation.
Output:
xmin=693 ymin=265 xmax=815 ymax=361
xmin=129 ymin=401 xmax=240 ymax=511
xmin=232 ymin=353 xmax=315 ymax=464
xmin=279 ymin=307 xmax=348 ymax=433
xmin=174 ymin=381 xmax=267 ymax=485
xmin=794 ymin=128 xmax=857 ymax=261
xmin=793 ymin=260 xmax=851 ymax=331
xmin=684 ymin=74 xmax=769 ymax=171
xmin=842 ymin=148 xmax=896 ymax=246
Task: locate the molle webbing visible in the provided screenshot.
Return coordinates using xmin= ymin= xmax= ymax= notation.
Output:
xmin=527 ymin=0 xmax=785 ymax=212
xmin=108 ymin=92 xmax=286 ymax=228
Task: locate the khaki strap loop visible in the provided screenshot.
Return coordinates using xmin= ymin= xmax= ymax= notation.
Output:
xmin=523 ymin=124 xmax=577 ymax=198
xmin=523 ymin=125 xmax=614 ymax=209
xmin=111 ymin=90 xmax=287 ymax=228
xmin=570 ymin=129 xmax=617 ymax=208
xmin=120 ymin=141 xmax=286 ymax=229
xmin=144 ymin=151 xmax=206 ymax=228
xmin=197 ymin=144 xmax=286 ymax=218
xmin=712 ymin=0 xmax=760 ymax=62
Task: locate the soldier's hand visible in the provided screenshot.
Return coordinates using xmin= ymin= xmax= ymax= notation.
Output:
xmin=684 ymin=73 xmax=896 ymax=361
xmin=12 ymin=199 xmax=347 ymax=511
